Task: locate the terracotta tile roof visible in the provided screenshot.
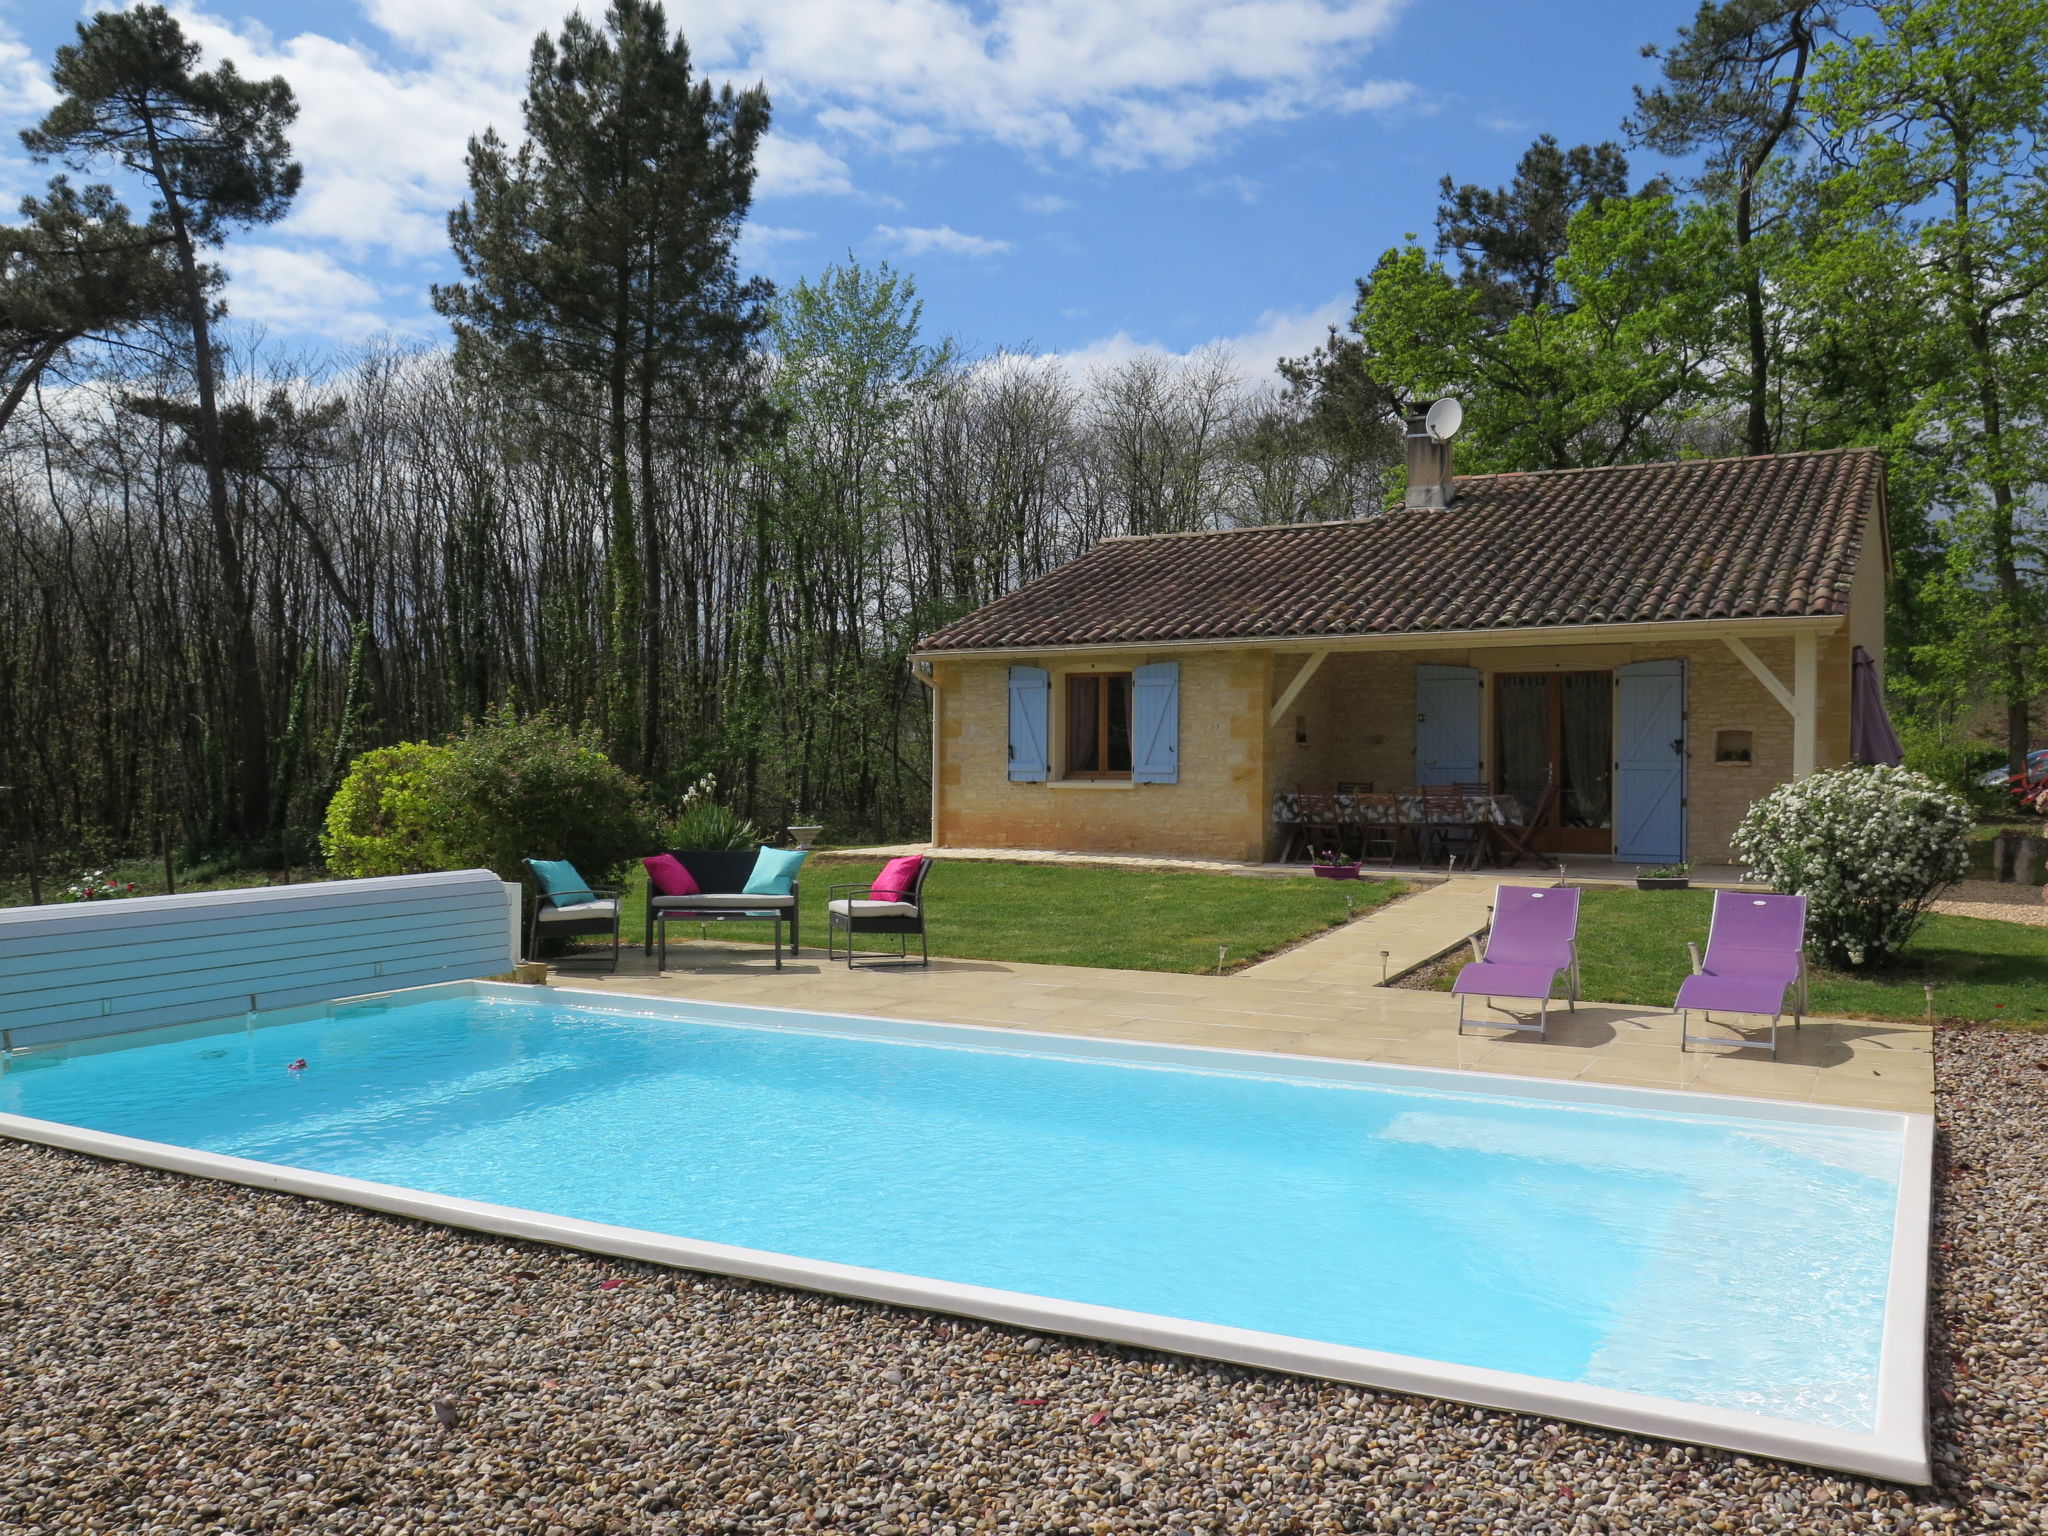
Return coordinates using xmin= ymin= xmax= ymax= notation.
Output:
xmin=915 ymin=448 xmax=1883 ymax=653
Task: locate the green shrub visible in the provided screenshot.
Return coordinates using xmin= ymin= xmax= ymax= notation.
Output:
xmin=437 ymin=709 xmax=653 ymax=883
xmin=658 ymin=775 xmax=761 ymax=851
xmin=322 ymin=711 xmax=653 ymax=885
xmin=1897 ymin=718 xmax=2006 ymax=809
xmin=1730 ymin=764 xmax=1971 ymax=968
xmin=321 ymin=742 xmax=464 ymax=877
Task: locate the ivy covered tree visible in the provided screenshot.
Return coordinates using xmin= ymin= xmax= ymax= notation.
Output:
xmin=22 ymin=5 xmax=300 ymax=841
xmin=435 ymin=0 xmax=773 ymax=774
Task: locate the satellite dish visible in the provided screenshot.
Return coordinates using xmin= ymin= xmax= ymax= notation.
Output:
xmin=1425 ymin=397 xmax=1464 ymax=443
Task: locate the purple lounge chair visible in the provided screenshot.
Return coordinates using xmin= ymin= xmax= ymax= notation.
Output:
xmin=1675 ymin=892 xmax=1808 ymax=1058
xmin=1453 ymin=885 xmax=1582 ymax=1039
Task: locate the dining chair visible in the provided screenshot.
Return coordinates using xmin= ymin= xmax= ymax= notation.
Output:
xmin=1357 ymin=792 xmax=1406 ymax=864
xmin=1420 ymin=784 xmax=1486 ymax=867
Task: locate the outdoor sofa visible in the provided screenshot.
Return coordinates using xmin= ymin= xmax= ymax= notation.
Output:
xmin=642 ymin=849 xmax=802 ymax=968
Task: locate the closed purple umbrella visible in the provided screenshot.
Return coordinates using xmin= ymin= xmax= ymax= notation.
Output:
xmin=1851 ymin=645 xmax=1904 ymax=766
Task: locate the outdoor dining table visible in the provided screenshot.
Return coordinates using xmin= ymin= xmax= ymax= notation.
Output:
xmin=1270 ymin=790 xmax=1525 ymax=864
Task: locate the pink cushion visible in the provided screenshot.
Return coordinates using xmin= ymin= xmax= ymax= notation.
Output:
xmin=642 ymin=853 xmax=699 ymax=897
xmin=870 ymin=855 xmax=925 ymax=903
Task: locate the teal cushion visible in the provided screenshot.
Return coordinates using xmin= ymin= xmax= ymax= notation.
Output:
xmin=529 ymin=858 xmax=596 ymax=907
xmin=742 ymin=846 xmax=807 ymax=896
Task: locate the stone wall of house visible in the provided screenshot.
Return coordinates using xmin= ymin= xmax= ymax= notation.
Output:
xmin=931 ymin=649 xmax=1272 ymax=861
xmin=928 ymin=627 xmax=1861 ymax=866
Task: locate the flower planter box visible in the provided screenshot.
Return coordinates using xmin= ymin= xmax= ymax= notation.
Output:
xmin=1635 ymin=876 xmax=1690 ymax=891
xmin=1312 ymin=864 xmax=1364 ymax=880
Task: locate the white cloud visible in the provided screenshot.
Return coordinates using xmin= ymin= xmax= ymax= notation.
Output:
xmin=737 ymin=222 xmax=814 ymax=268
xmin=1201 ymin=174 xmax=1264 ymax=204
xmin=1018 ymin=192 xmax=1075 ymax=214
xmin=1052 ymin=294 xmax=1352 ymax=383
xmin=220 ymin=244 xmax=399 ymax=339
xmin=754 ymin=134 xmax=858 ymax=197
xmin=875 ymin=223 xmax=1014 ymax=258
xmin=4 ymin=1 xmax=1413 ymax=269
xmin=172 ymin=9 xmax=521 ymax=259
xmin=726 ymin=0 xmax=1418 ymax=170
xmin=0 ymin=32 xmax=54 ymax=120
xmin=0 ymin=27 xmax=59 ymax=203
xmin=1336 ymin=79 xmax=1417 ymax=113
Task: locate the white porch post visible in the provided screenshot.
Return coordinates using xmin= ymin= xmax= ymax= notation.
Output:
xmin=1792 ymin=630 xmax=1819 ymax=779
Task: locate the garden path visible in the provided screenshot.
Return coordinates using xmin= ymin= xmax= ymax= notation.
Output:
xmin=1237 ymin=874 xmax=1552 ymax=985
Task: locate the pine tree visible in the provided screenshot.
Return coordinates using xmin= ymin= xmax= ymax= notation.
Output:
xmin=1630 ymin=0 xmax=1842 ymax=454
xmin=434 ymin=0 xmax=773 ymax=774
xmin=0 ymin=176 xmax=182 ymax=431
xmin=1434 ymin=135 xmax=1636 ymax=323
xmin=23 ymin=5 xmax=300 ymax=840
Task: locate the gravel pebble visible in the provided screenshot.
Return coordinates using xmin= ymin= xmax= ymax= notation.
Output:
xmin=2 ymin=1024 xmax=2042 ymax=1535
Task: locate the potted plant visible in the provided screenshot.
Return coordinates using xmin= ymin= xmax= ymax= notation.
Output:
xmin=1309 ymin=846 xmax=1363 ymax=880
xmin=1635 ymin=862 xmax=1692 ymax=891
xmin=785 ymin=812 xmax=824 ymax=850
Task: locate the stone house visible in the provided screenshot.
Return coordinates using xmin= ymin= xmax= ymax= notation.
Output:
xmin=909 ymin=446 xmax=1895 ymax=867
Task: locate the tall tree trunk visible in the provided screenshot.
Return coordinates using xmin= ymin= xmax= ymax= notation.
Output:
xmin=638 ymin=376 xmax=662 ymax=776
xmin=1952 ymin=159 xmax=2031 ymax=779
xmin=604 ymin=346 xmax=643 ymax=767
xmin=155 ymin=172 xmax=270 ymax=840
xmin=1735 ymin=178 xmax=1772 ymax=457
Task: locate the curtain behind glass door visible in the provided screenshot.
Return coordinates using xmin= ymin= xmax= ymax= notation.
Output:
xmin=1560 ymin=672 xmax=1614 ymax=829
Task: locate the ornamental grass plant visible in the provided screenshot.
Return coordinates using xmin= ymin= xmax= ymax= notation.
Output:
xmin=1730 ymin=764 xmax=1971 ymax=968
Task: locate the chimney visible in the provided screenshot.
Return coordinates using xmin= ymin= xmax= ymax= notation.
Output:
xmin=1403 ymin=404 xmax=1454 ymax=510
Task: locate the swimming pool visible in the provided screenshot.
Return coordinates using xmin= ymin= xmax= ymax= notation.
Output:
xmin=0 ymin=981 xmax=1929 ymax=1481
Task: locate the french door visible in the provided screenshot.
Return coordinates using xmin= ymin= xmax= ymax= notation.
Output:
xmin=1494 ymin=672 xmax=1614 ymax=853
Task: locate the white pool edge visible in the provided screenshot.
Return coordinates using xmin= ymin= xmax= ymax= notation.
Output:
xmin=0 ymin=978 xmax=1934 ymax=1485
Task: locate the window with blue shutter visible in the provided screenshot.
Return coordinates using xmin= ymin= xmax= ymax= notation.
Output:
xmin=1132 ymin=662 xmax=1180 ymax=783
xmin=1007 ymin=665 xmax=1049 ymax=781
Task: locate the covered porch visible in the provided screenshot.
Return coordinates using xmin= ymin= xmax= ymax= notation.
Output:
xmin=1259 ymin=619 xmax=1845 ymax=868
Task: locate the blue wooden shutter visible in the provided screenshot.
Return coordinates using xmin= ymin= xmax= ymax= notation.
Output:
xmin=1615 ymin=659 xmax=1687 ymax=863
xmin=1007 ymin=665 xmax=1049 ymax=781
xmin=1415 ymin=665 xmax=1482 ymax=786
xmin=1132 ymin=662 xmax=1180 ymax=783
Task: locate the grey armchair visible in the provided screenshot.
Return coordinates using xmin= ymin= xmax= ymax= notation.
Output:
xmin=826 ymin=858 xmax=932 ymax=968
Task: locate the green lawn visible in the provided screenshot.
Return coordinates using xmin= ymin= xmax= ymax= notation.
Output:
xmin=1421 ymin=886 xmax=2048 ymax=1026
xmin=627 ymin=858 xmax=1407 ymax=973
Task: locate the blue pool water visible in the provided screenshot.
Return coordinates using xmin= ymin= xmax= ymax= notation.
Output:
xmin=0 ymin=992 xmax=1901 ymax=1429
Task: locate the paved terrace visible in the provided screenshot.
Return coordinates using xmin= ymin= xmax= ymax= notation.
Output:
xmin=557 ymin=931 xmax=1933 ymax=1114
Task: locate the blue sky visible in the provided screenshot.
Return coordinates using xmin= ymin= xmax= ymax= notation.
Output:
xmin=0 ymin=0 xmax=1708 ymax=377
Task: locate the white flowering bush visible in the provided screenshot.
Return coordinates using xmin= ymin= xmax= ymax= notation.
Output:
xmin=1730 ymin=765 xmax=1971 ymax=968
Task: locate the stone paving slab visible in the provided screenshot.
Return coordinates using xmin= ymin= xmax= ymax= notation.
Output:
xmin=552 ymin=943 xmax=1933 ymax=1113
xmin=1240 ymin=874 xmax=1555 ymax=983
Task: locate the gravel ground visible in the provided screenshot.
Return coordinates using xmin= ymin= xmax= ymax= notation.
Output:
xmin=3 ymin=1026 xmax=2043 ymax=1536
xmin=1930 ymin=881 xmax=2048 ymax=928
